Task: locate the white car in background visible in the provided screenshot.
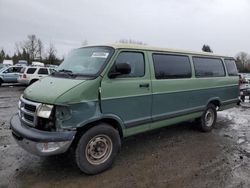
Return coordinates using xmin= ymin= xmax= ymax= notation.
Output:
xmin=18 ymin=66 xmax=55 ymax=85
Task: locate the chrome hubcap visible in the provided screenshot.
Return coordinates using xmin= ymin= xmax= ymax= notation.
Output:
xmin=85 ymin=134 xmax=113 ymax=165
xmin=205 ymin=109 xmax=214 ymax=127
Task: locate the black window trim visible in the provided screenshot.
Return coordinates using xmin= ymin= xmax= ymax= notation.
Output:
xmin=192 ymin=56 xmax=226 ymax=78
xmin=152 ymin=52 xmax=192 ymax=80
xmin=109 ymin=50 xmax=146 ymax=79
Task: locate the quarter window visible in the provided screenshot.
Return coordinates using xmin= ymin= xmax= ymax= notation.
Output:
xmin=224 ymin=59 xmax=238 ymax=76
xmin=193 ymin=57 xmax=225 ymax=77
xmin=38 ymin=68 xmax=49 ymax=75
xmin=27 ymin=68 xmax=37 ymax=74
xmin=114 ymin=52 xmax=145 ymax=77
xmin=153 ymin=54 xmax=191 ymax=79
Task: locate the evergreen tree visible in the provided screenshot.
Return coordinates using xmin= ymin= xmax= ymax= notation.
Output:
xmin=202 ymin=45 xmax=213 ymax=53
xmin=0 ymin=49 xmax=5 ymax=63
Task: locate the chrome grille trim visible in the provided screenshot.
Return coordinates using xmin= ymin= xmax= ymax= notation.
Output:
xmin=18 ymin=95 xmax=41 ymax=127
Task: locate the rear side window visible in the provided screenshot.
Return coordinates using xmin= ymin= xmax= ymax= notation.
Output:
xmin=38 ymin=68 xmax=48 ymax=75
xmin=153 ymin=54 xmax=191 ymax=79
xmin=114 ymin=52 xmax=145 ymax=77
xmin=224 ymin=59 xmax=238 ymax=76
xmin=27 ymin=68 xmax=37 ymax=74
xmin=193 ymin=57 xmax=225 ymax=77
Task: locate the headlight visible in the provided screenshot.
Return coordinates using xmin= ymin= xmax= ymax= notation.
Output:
xmin=37 ymin=104 xmax=53 ymax=118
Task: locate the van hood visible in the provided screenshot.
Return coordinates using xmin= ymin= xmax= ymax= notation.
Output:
xmin=23 ymin=76 xmax=85 ymax=104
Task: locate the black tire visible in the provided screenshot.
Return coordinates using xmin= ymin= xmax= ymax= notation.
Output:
xmin=198 ymin=104 xmax=217 ymax=132
xmin=75 ymin=123 xmax=121 ymax=175
xmin=29 ymin=79 xmax=38 ymax=85
xmin=0 ymin=79 xmax=2 ymax=86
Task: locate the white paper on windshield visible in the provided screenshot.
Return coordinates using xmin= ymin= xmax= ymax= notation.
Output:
xmin=91 ymin=52 xmax=109 ymax=58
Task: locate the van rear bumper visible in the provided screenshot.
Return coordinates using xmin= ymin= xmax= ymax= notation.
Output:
xmin=10 ymin=114 xmax=76 ymax=156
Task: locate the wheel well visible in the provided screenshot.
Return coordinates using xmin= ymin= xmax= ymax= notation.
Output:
xmin=209 ymin=100 xmax=221 ymax=108
xmin=72 ymin=118 xmax=123 ymax=149
xmin=29 ymin=79 xmax=38 ymax=84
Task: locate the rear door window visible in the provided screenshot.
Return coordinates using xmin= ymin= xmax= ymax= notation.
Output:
xmin=193 ymin=57 xmax=225 ymax=77
xmin=224 ymin=59 xmax=238 ymax=76
xmin=27 ymin=68 xmax=37 ymax=74
xmin=38 ymin=68 xmax=49 ymax=75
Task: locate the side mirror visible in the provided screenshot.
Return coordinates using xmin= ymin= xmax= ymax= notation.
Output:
xmin=109 ymin=63 xmax=131 ymax=78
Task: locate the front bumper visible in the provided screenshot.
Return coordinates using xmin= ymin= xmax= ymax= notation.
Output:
xmin=10 ymin=114 xmax=76 ymax=156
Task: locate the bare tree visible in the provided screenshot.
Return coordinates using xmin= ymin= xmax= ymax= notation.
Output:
xmin=37 ymin=39 xmax=44 ymax=60
xmin=46 ymin=43 xmax=57 ymax=64
xmin=20 ymin=34 xmax=44 ymax=62
xmin=81 ymin=39 xmax=88 ymax=46
xmin=236 ymin=52 xmax=249 ymax=68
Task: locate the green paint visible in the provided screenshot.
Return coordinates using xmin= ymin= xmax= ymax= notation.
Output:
xmin=22 ymin=45 xmax=239 ymax=139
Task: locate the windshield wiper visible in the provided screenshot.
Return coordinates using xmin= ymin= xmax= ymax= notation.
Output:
xmin=58 ymin=69 xmax=73 ymax=73
xmin=52 ymin=69 xmax=77 ymax=78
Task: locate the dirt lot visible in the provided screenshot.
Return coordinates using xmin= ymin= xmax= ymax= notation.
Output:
xmin=0 ymin=84 xmax=250 ymax=188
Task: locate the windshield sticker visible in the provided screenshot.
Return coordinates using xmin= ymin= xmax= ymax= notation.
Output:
xmin=91 ymin=52 xmax=109 ymax=58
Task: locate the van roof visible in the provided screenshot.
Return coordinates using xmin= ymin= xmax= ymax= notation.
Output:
xmin=82 ymin=44 xmax=234 ymax=59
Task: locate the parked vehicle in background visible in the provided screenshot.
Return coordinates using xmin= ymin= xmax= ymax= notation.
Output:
xmin=0 ymin=63 xmax=7 ymax=70
xmin=16 ymin=60 xmax=28 ymax=66
xmin=32 ymin=61 xmax=44 ymax=67
xmin=0 ymin=66 xmax=23 ymax=86
xmin=239 ymin=73 xmax=250 ymax=101
xmin=3 ymin=60 xmax=13 ymax=66
xmin=45 ymin=64 xmax=59 ymax=69
xmin=18 ymin=66 xmax=55 ymax=85
xmin=10 ymin=44 xmax=239 ymax=175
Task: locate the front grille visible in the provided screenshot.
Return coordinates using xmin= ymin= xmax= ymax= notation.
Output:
xmin=19 ymin=96 xmax=41 ymax=127
xmin=24 ymin=104 xmax=36 ymax=112
xmin=23 ymin=113 xmax=34 ymax=122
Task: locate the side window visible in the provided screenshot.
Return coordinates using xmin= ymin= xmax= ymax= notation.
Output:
xmin=4 ymin=67 xmax=13 ymax=73
xmin=38 ymin=68 xmax=49 ymax=75
xmin=224 ymin=59 xmax=238 ymax=76
xmin=153 ymin=54 xmax=191 ymax=79
xmin=13 ymin=67 xmax=22 ymax=73
xmin=27 ymin=68 xmax=37 ymax=74
xmin=193 ymin=57 xmax=225 ymax=77
xmin=114 ymin=52 xmax=145 ymax=77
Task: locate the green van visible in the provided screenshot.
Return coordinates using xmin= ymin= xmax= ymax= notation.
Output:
xmin=10 ymin=44 xmax=239 ymax=174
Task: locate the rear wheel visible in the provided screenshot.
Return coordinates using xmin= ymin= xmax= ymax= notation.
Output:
xmin=75 ymin=124 xmax=121 ymax=174
xmin=198 ymin=104 xmax=217 ymax=132
xmin=0 ymin=79 xmax=2 ymax=86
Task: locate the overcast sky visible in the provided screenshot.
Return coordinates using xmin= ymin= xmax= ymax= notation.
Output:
xmin=0 ymin=0 xmax=250 ymax=57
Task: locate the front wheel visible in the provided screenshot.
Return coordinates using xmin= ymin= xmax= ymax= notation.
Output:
xmin=198 ymin=104 xmax=217 ymax=132
xmin=75 ymin=124 xmax=121 ymax=174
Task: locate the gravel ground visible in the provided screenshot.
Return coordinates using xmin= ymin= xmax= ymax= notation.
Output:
xmin=0 ymin=84 xmax=250 ymax=188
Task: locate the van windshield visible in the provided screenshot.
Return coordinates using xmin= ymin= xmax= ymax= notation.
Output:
xmin=56 ymin=46 xmax=114 ymax=78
